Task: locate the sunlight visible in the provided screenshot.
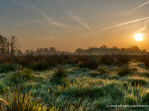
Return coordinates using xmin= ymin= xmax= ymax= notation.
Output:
xmin=134 ymin=33 xmax=143 ymax=41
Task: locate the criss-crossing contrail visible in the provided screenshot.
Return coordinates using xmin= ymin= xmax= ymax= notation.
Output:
xmin=135 ymin=19 xmax=149 ymax=33
xmin=131 ymin=0 xmax=149 ymax=12
xmin=98 ymin=16 xmax=149 ymax=31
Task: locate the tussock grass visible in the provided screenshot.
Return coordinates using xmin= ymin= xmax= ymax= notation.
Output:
xmin=128 ymin=76 xmax=148 ymax=86
xmin=0 ymin=86 xmax=46 ymax=111
xmin=9 ymin=68 xmax=35 ymax=85
xmin=118 ymin=66 xmax=133 ymax=76
xmin=50 ymin=65 xmax=68 ymax=86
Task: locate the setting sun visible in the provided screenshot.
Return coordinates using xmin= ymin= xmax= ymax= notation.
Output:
xmin=134 ymin=33 xmax=143 ymax=41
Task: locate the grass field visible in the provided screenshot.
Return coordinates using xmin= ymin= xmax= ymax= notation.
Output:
xmin=0 ymin=55 xmax=149 ymax=111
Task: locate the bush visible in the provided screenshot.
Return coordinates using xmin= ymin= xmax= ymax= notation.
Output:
xmin=97 ymin=67 xmax=108 ymax=74
xmin=50 ymin=66 xmax=68 ymax=85
xmin=0 ymin=64 xmax=16 ymax=73
xmin=100 ymin=55 xmax=130 ymax=66
xmin=10 ymin=68 xmax=34 ymax=84
xmin=53 ymin=66 xmax=67 ymax=78
xmin=79 ymin=58 xmax=99 ymax=70
xmin=30 ymin=61 xmax=50 ymax=71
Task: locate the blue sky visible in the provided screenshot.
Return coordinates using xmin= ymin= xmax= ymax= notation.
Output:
xmin=0 ymin=0 xmax=149 ymax=51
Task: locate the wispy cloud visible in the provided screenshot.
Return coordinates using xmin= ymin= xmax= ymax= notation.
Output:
xmin=67 ymin=11 xmax=91 ymax=30
xmin=10 ymin=19 xmax=46 ymax=28
xmin=31 ymin=5 xmax=69 ymax=28
xmin=130 ymin=0 xmax=149 ymax=12
xmin=10 ymin=0 xmax=69 ymax=28
xmin=98 ymin=16 xmax=149 ymax=31
xmin=54 ymin=0 xmax=92 ymax=30
xmin=135 ymin=19 xmax=149 ymax=33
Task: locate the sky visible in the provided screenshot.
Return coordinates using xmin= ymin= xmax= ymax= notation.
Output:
xmin=0 ymin=0 xmax=149 ymax=52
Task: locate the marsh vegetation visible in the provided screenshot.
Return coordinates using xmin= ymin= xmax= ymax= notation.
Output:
xmin=0 ymin=55 xmax=149 ymax=111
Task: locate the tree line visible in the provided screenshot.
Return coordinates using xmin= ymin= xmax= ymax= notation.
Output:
xmin=0 ymin=34 xmax=148 ymax=56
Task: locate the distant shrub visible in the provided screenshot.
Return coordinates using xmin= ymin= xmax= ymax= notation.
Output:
xmin=97 ymin=67 xmax=108 ymax=74
xmin=30 ymin=61 xmax=50 ymax=71
xmin=53 ymin=66 xmax=67 ymax=78
xmin=50 ymin=66 xmax=68 ymax=85
xmin=0 ymin=64 xmax=16 ymax=73
xmin=144 ymin=56 xmax=149 ymax=68
xmin=79 ymin=58 xmax=99 ymax=70
xmin=118 ymin=66 xmax=132 ymax=76
xmin=10 ymin=68 xmax=34 ymax=84
xmin=100 ymin=55 xmax=130 ymax=66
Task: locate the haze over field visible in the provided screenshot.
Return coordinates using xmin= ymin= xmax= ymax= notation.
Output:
xmin=0 ymin=0 xmax=149 ymax=52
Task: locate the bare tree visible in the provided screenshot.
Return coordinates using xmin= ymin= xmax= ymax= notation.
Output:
xmin=0 ymin=35 xmax=8 ymax=55
xmin=9 ymin=36 xmax=19 ymax=55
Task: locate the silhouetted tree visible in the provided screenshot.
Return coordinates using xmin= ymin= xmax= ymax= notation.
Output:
xmin=9 ymin=36 xmax=19 ymax=55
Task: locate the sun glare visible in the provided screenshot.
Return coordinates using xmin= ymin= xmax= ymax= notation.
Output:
xmin=134 ymin=33 xmax=143 ymax=41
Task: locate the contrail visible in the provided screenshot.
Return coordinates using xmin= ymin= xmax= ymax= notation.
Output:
xmin=54 ymin=0 xmax=92 ymax=30
xmin=67 ymin=12 xmax=92 ymax=30
xmin=10 ymin=0 xmax=69 ymax=28
xmin=98 ymin=16 xmax=149 ymax=31
xmin=31 ymin=5 xmax=69 ymax=28
xmin=135 ymin=19 xmax=149 ymax=33
xmin=131 ymin=0 xmax=149 ymax=12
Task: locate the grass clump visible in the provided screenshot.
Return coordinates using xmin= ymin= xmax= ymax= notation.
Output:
xmin=93 ymin=96 xmax=113 ymax=110
xmin=0 ymin=86 xmax=47 ymax=111
xmin=9 ymin=68 xmax=34 ymax=84
xmin=124 ymin=93 xmax=138 ymax=105
xmin=128 ymin=78 xmax=147 ymax=86
xmin=118 ymin=66 xmax=132 ymax=76
xmin=50 ymin=66 xmax=68 ymax=85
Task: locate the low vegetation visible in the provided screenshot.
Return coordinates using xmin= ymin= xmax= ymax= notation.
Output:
xmin=0 ymin=55 xmax=149 ymax=110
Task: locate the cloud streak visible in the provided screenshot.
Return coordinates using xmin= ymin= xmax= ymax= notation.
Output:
xmin=130 ymin=0 xmax=149 ymax=12
xmin=98 ymin=16 xmax=149 ymax=31
xmin=67 ymin=12 xmax=91 ymax=30
xmin=10 ymin=0 xmax=69 ymax=28
xmin=10 ymin=19 xmax=46 ymax=28
xmin=31 ymin=5 xmax=69 ymax=28
xmin=136 ymin=19 xmax=149 ymax=33
xmin=54 ymin=0 xmax=92 ymax=31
